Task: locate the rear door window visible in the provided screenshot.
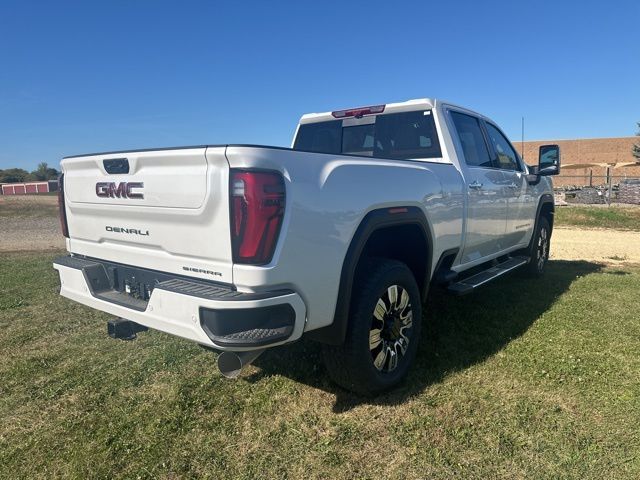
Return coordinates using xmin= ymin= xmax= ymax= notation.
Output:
xmin=293 ymin=110 xmax=442 ymax=160
xmin=449 ymin=111 xmax=493 ymax=168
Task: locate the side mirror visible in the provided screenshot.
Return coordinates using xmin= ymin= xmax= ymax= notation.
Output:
xmin=538 ymin=144 xmax=561 ymax=176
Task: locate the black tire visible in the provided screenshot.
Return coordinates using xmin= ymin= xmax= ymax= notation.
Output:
xmin=322 ymin=259 xmax=422 ymax=396
xmin=522 ymin=216 xmax=551 ymax=277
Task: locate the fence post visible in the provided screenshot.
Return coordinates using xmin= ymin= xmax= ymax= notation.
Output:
xmin=608 ymin=171 xmax=613 ymax=206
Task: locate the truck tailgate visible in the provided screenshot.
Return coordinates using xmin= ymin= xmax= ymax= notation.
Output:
xmin=61 ymin=146 xmax=234 ymax=284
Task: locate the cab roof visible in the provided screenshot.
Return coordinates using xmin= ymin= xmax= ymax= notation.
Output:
xmin=298 ymin=98 xmax=482 ymax=125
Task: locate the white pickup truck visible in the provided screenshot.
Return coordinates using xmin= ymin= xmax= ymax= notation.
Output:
xmin=53 ymin=98 xmax=560 ymax=394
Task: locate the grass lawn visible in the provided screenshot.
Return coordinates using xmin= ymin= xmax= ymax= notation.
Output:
xmin=0 ymin=195 xmax=58 ymax=219
xmin=555 ymin=205 xmax=640 ymax=231
xmin=1 ymin=252 xmax=639 ymax=478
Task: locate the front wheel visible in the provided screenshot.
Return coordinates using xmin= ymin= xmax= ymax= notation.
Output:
xmin=322 ymin=259 xmax=422 ymax=395
xmin=522 ymin=216 xmax=551 ymax=277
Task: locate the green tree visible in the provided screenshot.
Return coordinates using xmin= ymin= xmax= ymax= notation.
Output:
xmin=32 ymin=162 xmax=49 ymax=181
xmin=0 ymin=168 xmax=30 ymax=183
xmin=634 ymin=122 xmax=640 ymax=160
xmin=46 ymin=167 xmax=59 ymax=180
xmin=28 ymin=162 xmax=59 ymax=181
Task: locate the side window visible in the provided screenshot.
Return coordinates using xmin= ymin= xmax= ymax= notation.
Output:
xmin=485 ymin=123 xmax=520 ymax=171
xmin=450 ymin=111 xmax=493 ymax=168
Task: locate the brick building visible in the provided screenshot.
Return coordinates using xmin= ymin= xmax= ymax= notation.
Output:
xmin=0 ymin=180 xmax=58 ymax=195
xmin=514 ymin=136 xmax=640 ymax=187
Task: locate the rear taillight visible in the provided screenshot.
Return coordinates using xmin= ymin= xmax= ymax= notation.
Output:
xmin=230 ymin=170 xmax=285 ymax=265
xmin=58 ymin=174 xmax=69 ymax=238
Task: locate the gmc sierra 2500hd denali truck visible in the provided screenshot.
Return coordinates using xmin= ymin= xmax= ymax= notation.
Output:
xmin=53 ymin=98 xmax=560 ymax=395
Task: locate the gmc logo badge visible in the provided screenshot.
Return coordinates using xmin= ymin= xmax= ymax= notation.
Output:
xmin=96 ymin=182 xmax=144 ymax=199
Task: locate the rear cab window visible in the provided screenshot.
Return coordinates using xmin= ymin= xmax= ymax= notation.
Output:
xmin=293 ymin=110 xmax=442 ymax=160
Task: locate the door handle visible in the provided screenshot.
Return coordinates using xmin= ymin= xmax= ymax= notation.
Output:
xmin=468 ymin=181 xmax=483 ymax=190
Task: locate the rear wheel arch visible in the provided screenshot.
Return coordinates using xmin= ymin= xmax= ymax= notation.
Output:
xmin=322 ymin=258 xmax=423 ymax=394
xmin=306 ymin=206 xmax=433 ymax=345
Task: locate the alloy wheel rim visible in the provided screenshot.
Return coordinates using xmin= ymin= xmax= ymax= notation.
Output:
xmin=369 ymin=285 xmax=413 ymax=373
xmin=537 ymin=227 xmax=548 ymax=272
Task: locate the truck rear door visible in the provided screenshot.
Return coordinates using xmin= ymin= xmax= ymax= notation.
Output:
xmin=448 ymin=110 xmax=509 ymax=264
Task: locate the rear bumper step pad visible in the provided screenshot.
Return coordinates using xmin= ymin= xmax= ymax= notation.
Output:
xmin=53 ymin=255 xmax=302 ymax=348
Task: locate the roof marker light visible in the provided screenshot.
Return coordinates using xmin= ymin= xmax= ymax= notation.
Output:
xmin=331 ymin=104 xmax=385 ymax=119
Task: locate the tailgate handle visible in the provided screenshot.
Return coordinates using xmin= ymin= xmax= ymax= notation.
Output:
xmin=103 ymin=158 xmax=130 ymax=174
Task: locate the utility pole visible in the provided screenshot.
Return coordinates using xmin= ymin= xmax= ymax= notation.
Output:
xmin=521 ymin=117 xmax=525 ymax=161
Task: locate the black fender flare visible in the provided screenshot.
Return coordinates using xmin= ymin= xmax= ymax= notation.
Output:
xmin=527 ymin=194 xmax=555 ymax=252
xmin=306 ymin=206 xmax=433 ymax=345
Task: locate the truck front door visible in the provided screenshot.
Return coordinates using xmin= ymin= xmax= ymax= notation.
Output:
xmin=483 ymin=122 xmax=536 ymax=249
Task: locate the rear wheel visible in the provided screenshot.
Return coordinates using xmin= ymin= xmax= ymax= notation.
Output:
xmin=322 ymin=259 xmax=422 ymax=395
xmin=522 ymin=216 xmax=551 ymax=277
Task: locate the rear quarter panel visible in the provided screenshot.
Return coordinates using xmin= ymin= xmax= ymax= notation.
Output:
xmin=225 ymin=146 xmax=465 ymax=332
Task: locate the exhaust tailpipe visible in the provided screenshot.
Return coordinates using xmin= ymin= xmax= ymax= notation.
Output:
xmin=217 ymin=349 xmax=265 ymax=378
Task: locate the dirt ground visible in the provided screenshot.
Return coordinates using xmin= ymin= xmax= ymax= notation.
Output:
xmin=551 ymin=227 xmax=640 ymax=264
xmin=1 ymin=195 xmax=639 ymax=263
xmin=0 ymin=216 xmax=64 ymax=252
xmin=0 ymin=195 xmax=65 ymax=252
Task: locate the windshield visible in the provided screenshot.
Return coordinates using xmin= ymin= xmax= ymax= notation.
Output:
xmin=293 ymin=110 xmax=442 ymax=160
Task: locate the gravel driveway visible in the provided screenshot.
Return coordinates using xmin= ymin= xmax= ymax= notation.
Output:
xmin=1 ymin=216 xmax=65 ymax=252
xmin=0 ymin=195 xmax=65 ymax=252
xmin=551 ymin=227 xmax=640 ymax=264
xmin=1 ymin=195 xmax=639 ymax=264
